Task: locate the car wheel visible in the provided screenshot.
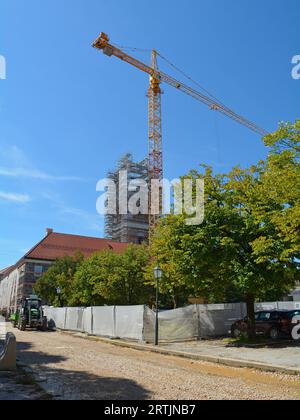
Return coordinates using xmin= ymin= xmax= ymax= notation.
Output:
xmin=269 ymin=327 xmax=280 ymax=340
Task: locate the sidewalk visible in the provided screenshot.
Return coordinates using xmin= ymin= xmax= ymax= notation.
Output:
xmin=161 ymin=340 xmax=300 ymax=373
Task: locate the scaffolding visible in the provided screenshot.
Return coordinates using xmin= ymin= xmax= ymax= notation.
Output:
xmin=105 ymin=154 xmax=149 ymax=244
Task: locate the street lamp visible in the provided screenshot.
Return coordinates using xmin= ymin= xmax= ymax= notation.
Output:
xmin=56 ymin=287 xmax=62 ymax=308
xmin=153 ymin=264 xmax=163 ymax=346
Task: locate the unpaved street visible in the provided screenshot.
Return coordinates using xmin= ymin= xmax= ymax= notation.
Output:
xmin=9 ymin=325 xmax=300 ymax=400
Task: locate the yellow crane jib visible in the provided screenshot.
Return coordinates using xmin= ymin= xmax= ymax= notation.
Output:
xmin=92 ymin=32 xmax=269 ymax=138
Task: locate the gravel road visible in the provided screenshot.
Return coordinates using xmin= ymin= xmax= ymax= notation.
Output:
xmin=9 ymin=325 xmax=300 ymax=400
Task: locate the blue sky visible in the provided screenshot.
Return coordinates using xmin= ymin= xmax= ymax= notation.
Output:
xmin=0 ymin=0 xmax=299 ymax=268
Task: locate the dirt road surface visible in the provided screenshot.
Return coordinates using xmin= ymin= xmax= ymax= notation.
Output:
xmin=8 ymin=325 xmax=300 ymax=400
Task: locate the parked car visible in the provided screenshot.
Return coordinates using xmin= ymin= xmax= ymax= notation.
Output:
xmin=231 ymin=310 xmax=300 ymax=340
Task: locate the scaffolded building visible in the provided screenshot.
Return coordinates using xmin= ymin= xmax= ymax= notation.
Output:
xmin=105 ymin=154 xmax=149 ymax=244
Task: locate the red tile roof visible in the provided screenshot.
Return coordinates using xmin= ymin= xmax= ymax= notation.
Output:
xmin=25 ymin=231 xmax=129 ymax=261
xmin=0 ymin=231 xmax=130 ymax=277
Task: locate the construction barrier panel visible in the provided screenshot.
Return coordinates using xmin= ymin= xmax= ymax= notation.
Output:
xmin=255 ymin=302 xmax=300 ymax=311
xmin=143 ymin=306 xmax=198 ymax=343
xmin=82 ymin=307 xmax=93 ymax=335
xmin=277 ymin=302 xmax=300 ymax=310
xmin=144 ymin=304 xmax=246 ymax=342
xmin=92 ymin=306 xmax=115 ymax=338
xmin=43 ymin=301 xmax=299 ymax=343
xmin=65 ymin=307 xmax=85 ymax=332
xmin=115 ymin=305 xmax=144 ymax=341
xmin=43 ymin=307 xmax=67 ymax=330
xmin=198 ymin=303 xmax=246 ymax=337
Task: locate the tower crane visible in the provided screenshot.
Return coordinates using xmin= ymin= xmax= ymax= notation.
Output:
xmin=92 ymin=32 xmax=269 ymax=233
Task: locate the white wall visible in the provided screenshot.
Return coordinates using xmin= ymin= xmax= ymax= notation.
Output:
xmin=0 ymin=268 xmax=19 ymax=313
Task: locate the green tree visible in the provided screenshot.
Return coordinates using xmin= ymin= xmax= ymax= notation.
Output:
xmin=150 ymin=121 xmax=300 ymax=337
xmin=146 ymin=215 xmax=194 ymax=309
xmin=34 ymin=253 xmax=84 ymax=307
xmin=71 ymin=245 xmax=151 ymax=306
xmin=251 ymin=121 xmax=300 ymax=265
xmin=264 ymin=120 xmax=300 ymax=156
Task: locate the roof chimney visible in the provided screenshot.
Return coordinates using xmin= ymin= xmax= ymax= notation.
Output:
xmin=46 ymin=228 xmax=53 ymax=236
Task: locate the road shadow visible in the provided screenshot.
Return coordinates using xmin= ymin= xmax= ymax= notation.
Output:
xmin=33 ymin=365 xmax=151 ymax=400
xmin=16 ymin=341 xmax=68 ymax=365
xmin=15 ymin=342 xmax=150 ymax=399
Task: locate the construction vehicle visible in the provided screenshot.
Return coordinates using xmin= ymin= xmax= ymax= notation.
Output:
xmin=11 ymin=295 xmax=47 ymax=331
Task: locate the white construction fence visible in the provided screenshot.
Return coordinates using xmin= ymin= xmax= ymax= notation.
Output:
xmin=43 ymin=301 xmax=300 ymax=343
xmin=255 ymin=302 xmax=300 ymax=311
xmin=44 ymin=305 xmax=145 ymax=341
xmin=43 ymin=303 xmax=247 ymax=342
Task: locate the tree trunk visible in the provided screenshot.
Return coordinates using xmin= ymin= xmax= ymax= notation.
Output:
xmin=246 ymin=294 xmax=256 ymax=340
xmin=172 ymin=296 xmax=177 ymax=310
xmin=172 ymin=287 xmax=177 ymax=309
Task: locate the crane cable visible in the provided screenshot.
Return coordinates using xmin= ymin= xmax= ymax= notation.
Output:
xmin=114 ymin=43 xmax=152 ymax=54
xmin=213 ymin=111 xmax=222 ymax=167
xmin=157 ymin=52 xmax=268 ymax=136
xmin=156 ymin=52 xmax=227 ymax=108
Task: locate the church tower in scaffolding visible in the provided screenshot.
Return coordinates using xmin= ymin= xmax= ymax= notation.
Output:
xmin=105 ymin=154 xmax=149 ymax=244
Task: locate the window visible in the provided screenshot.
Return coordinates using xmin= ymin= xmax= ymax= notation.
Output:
xmin=258 ymin=312 xmax=271 ymax=321
xmin=288 ymin=311 xmax=300 ymax=319
xmin=26 ymin=263 xmax=34 ymax=272
xmin=34 ymin=265 xmax=43 ymax=275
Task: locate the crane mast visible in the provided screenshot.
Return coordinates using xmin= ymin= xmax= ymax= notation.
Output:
xmin=92 ymin=32 xmax=269 ymax=236
xmin=148 ymin=50 xmax=163 ymax=230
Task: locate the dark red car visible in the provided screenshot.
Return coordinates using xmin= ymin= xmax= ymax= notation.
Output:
xmin=231 ymin=310 xmax=300 ymax=340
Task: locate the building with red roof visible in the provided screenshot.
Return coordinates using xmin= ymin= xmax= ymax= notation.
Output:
xmin=0 ymin=229 xmax=129 ymax=314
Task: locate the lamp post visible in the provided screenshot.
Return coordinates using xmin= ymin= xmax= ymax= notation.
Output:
xmin=153 ymin=264 xmax=163 ymax=346
xmin=56 ymin=287 xmax=62 ymax=308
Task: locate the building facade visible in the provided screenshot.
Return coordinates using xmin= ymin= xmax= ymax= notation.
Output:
xmin=0 ymin=229 xmax=129 ymax=315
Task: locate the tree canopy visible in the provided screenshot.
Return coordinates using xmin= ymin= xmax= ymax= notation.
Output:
xmin=71 ymin=244 xmax=151 ymax=306
xmin=149 ymin=121 xmax=300 ymax=333
xmin=34 ymin=253 xmax=84 ymax=307
xmin=35 ymin=245 xmax=152 ymax=307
